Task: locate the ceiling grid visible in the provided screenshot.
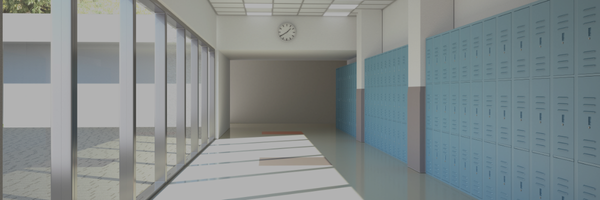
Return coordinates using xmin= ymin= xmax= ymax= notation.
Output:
xmin=209 ymin=0 xmax=394 ymax=16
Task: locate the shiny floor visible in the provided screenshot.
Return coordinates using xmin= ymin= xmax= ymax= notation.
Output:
xmin=153 ymin=124 xmax=477 ymax=200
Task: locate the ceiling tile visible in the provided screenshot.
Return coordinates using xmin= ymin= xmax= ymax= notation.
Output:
xmin=273 ymin=8 xmax=299 ymax=12
xmin=244 ymin=0 xmax=273 ymax=3
xmin=300 ymin=8 xmax=327 ymax=12
xmin=356 ymin=4 xmax=387 ymax=8
xmin=210 ymin=0 xmax=243 ymax=3
xmin=274 ymin=0 xmax=303 ymax=3
xmin=245 ymin=8 xmax=272 ymax=12
xmin=359 ymin=0 xmax=392 ymax=4
xmin=326 ymin=8 xmax=353 ymax=12
xmin=273 ymin=13 xmax=298 ymax=15
xmin=211 ymin=3 xmax=245 ymax=7
xmin=301 ymin=4 xmax=329 ymax=8
xmin=298 ymin=12 xmax=324 ymax=15
xmin=215 ymin=7 xmax=246 ymax=12
xmin=301 ymin=0 xmax=333 ymax=3
xmin=274 ymin=4 xmax=301 ymax=8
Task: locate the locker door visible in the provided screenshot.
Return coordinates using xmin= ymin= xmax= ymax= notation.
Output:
xmin=552 ymin=78 xmax=574 ymax=159
xmin=484 ymin=18 xmax=497 ymax=80
xmin=442 ymin=33 xmax=449 ymax=82
xmin=513 ymin=7 xmax=531 ymax=78
xmin=426 ymin=38 xmax=432 ymax=84
xmin=450 ymin=83 xmax=460 ymax=135
xmin=433 ymin=36 xmax=440 ymax=84
xmin=460 ymin=136 xmax=471 ymax=192
xmin=442 ymin=84 xmax=449 ymax=133
xmin=513 ymin=149 xmax=530 ymax=200
xmin=531 ymin=79 xmax=551 ymax=154
xmin=451 ymin=30 xmax=461 ymax=82
xmin=451 ymin=134 xmax=460 ymax=187
xmin=531 ymin=153 xmax=550 ymax=200
xmin=531 ymin=1 xmax=551 ymax=77
xmin=553 ymin=158 xmax=573 ymax=200
xmin=442 ymin=131 xmax=450 ymax=182
xmin=471 ymin=139 xmax=483 ymax=198
xmin=551 ymin=0 xmax=575 ymax=76
xmin=472 ymin=82 xmax=484 ymax=140
xmin=434 ymin=85 xmax=440 ymax=132
xmin=497 ymin=145 xmax=512 ymax=200
xmin=497 ymin=81 xmax=512 ymax=146
xmin=578 ymin=76 xmax=600 ymax=166
xmin=484 ymin=81 xmax=496 ymax=142
xmin=461 ymin=83 xmax=471 ymax=137
xmin=577 ymin=0 xmax=600 ymax=75
xmin=513 ymin=80 xmax=531 ymax=150
xmin=460 ymin=26 xmax=471 ymax=81
xmin=578 ymin=163 xmax=600 ymax=200
xmin=472 ymin=22 xmax=484 ymax=81
xmin=483 ymin=142 xmax=496 ymax=200
xmin=497 ymin=13 xmax=512 ymax=79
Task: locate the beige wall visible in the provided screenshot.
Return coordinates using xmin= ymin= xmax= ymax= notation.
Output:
xmin=230 ymin=60 xmax=346 ymax=124
xmin=217 ymin=52 xmax=231 ymax=136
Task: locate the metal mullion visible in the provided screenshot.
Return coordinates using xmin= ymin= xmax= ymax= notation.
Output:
xmin=51 ymin=0 xmax=77 ymax=199
xmin=176 ymin=27 xmax=186 ymax=166
xmin=191 ymin=39 xmax=199 ymax=154
xmin=119 ymin=0 xmax=136 ymax=199
xmin=208 ymin=49 xmax=216 ymax=140
xmin=200 ymin=46 xmax=209 ymax=146
xmin=154 ymin=12 xmax=167 ymax=185
xmin=0 ymin=0 xmax=3 ymax=196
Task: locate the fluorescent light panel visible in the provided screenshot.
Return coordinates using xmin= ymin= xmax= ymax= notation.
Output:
xmin=247 ymin=12 xmax=272 ymax=15
xmin=212 ymin=3 xmax=245 ymax=7
xmin=274 ymin=4 xmax=301 ymax=8
xmin=323 ymin=11 xmax=350 ymax=16
xmin=245 ymin=3 xmax=273 ymax=8
xmin=328 ymin=4 xmax=358 ymax=9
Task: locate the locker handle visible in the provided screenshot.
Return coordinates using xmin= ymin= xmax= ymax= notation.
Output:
xmin=520 ymin=111 xmax=523 ymax=121
xmin=489 ymin=109 xmax=491 ymax=118
xmin=521 ymin=181 xmax=523 ymax=191
xmin=488 ymin=171 xmax=491 ymax=179
xmin=504 ymin=176 xmax=506 ymax=185
xmin=520 ymin=41 xmax=523 ymax=50
xmin=476 ymin=50 xmax=478 ymax=57
xmin=476 ymin=108 xmax=478 ymax=116
xmin=589 ymin=27 xmax=592 ymax=40
xmin=504 ymin=110 xmax=506 ymax=119
xmin=562 ymin=33 xmax=565 ymax=44
xmin=590 ymin=116 xmax=592 ymax=129
xmin=562 ymin=114 xmax=565 ymax=126
xmin=476 ymin=166 xmax=478 ymax=174
xmin=539 ymin=37 xmax=542 ymax=47
xmin=539 ymin=113 xmax=542 ymax=123
xmin=489 ymin=47 xmax=491 ymax=56
xmin=504 ymin=44 xmax=506 ymax=53
xmin=540 ymin=188 xmax=542 ymax=198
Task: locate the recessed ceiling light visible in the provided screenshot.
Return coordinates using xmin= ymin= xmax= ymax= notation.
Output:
xmin=245 ymin=4 xmax=273 ymax=8
xmin=328 ymin=4 xmax=358 ymax=9
xmin=247 ymin=12 xmax=272 ymax=16
xmin=323 ymin=11 xmax=350 ymax=16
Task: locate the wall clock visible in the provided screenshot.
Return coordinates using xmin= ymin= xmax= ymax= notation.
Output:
xmin=278 ymin=23 xmax=296 ymax=41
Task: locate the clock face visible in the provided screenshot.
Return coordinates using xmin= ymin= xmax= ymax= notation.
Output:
xmin=278 ymin=23 xmax=296 ymax=41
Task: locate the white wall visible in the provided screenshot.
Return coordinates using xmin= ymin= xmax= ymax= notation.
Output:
xmin=216 ymin=52 xmax=231 ymax=136
xmin=383 ymin=0 xmax=409 ymax=52
xmin=158 ymin=0 xmax=217 ymax=47
xmin=454 ymin=0 xmax=538 ymax=28
xmin=217 ymin=16 xmax=356 ymax=60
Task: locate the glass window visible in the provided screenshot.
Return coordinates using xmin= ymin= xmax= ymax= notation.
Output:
xmin=166 ymin=18 xmax=177 ymax=178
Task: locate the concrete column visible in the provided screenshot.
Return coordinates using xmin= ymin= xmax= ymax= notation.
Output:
xmin=407 ymin=0 xmax=453 ymax=173
xmin=356 ymin=9 xmax=382 ymax=143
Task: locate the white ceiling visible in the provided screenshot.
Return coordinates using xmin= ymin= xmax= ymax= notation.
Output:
xmin=209 ymin=0 xmax=395 ymax=16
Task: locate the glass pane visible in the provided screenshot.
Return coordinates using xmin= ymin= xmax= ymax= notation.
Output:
xmin=77 ymin=1 xmax=120 ymax=199
xmin=135 ymin=1 xmax=155 ymax=198
xmin=166 ymin=19 xmax=177 ymax=177
xmin=186 ymin=35 xmax=192 ymax=160
xmin=3 ymin=12 xmax=52 ymax=200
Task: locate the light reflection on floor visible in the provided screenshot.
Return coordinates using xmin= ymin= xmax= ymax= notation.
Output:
xmin=154 ymin=124 xmax=477 ymax=200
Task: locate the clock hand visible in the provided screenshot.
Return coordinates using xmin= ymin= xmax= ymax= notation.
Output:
xmin=279 ymin=28 xmax=291 ymax=37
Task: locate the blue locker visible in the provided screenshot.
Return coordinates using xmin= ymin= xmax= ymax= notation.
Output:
xmin=483 ymin=81 xmax=496 ymax=142
xmin=578 ymin=0 xmax=600 ymax=75
xmin=531 ymin=79 xmax=550 ymax=154
xmin=531 ymin=153 xmax=550 ymax=200
xmin=578 ymin=163 xmax=600 ymax=200
xmin=471 ymin=82 xmax=484 ymax=140
xmin=460 ymin=83 xmax=471 ymax=137
xmin=552 ymin=77 xmax=574 ymax=159
xmin=451 ymin=134 xmax=460 ymax=187
xmin=552 ymin=158 xmax=573 ymax=200
xmin=442 ymin=33 xmax=450 ymax=82
xmin=578 ymin=76 xmax=600 ymax=166
xmin=426 ymin=38 xmax=432 ymax=84
xmin=497 ymin=145 xmax=512 ymax=200
xmin=434 ymin=85 xmax=440 ymax=132
xmin=460 ymin=26 xmax=471 ymax=81
xmin=471 ymin=139 xmax=483 ymax=198
xmin=483 ymin=142 xmax=496 ymax=200
xmin=450 ymin=30 xmax=461 ymax=82
xmin=497 ymin=81 xmax=512 ymax=146
xmin=513 ymin=80 xmax=530 ymax=150
xmin=551 ymin=0 xmax=574 ymax=76
xmin=530 ymin=1 xmax=551 ymax=77
xmin=460 ymin=136 xmax=471 ymax=192
xmin=483 ymin=18 xmax=497 ymax=80
xmin=513 ymin=7 xmax=531 ymax=78
xmin=471 ymin=22 xmax=484 ymax=81
xmin=497 ymin=12 xmax=512 ymax=79
xmin=433 ymin=36 xmax=440 ymax=84
xmin=442 ymin=84 xmax=449 ymax=133
xmin=441 ymin=131 xmax=450 ymax=182
xmin=513 ymin=149 xmax=530 ymax=200
xmin=450 ymin=83 xmax=460 ymax=135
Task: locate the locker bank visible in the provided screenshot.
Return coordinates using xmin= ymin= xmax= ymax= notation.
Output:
xmin=2 ymin=0 xmax=599 ymax=199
